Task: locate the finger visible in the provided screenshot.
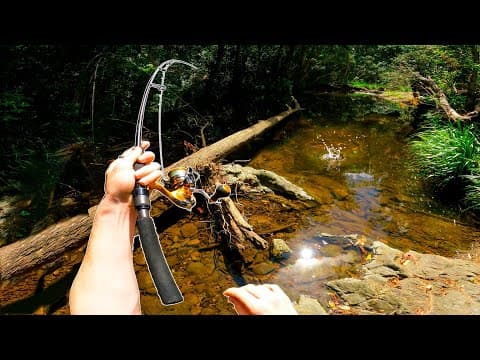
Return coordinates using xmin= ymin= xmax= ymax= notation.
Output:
xmin=138 ymin=169 xmax=163 ymax=186
xmin=118 ymin=145 xmax=137 ymax=158
xmin=264 ymin=284 xmax=281 ymax=293
xmin=120 ymin=146 xmax=143 ymax=166
xmin=135 ymin=162 xmax=161 ymax=179
xmin=225 ymin=296 xmax=253 ymax=315
xmin=223 ymin=289 xmax=258 ymax=315
xmin=223 ymin=287 xmax=238 ymax=297
xmin=263 ymin=284 xmax=292 ymax=303
xmin=242 ymin=284 xmax=271 ymax=299
xmin=223 ymin=287 xmax=259 ymax=303
xmin=117 ymin=141 xmax=149 ymax=159
xmin=137 ymin=150 xmax=155 ymax=164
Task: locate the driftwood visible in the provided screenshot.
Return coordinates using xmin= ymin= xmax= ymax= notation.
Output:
xmin=413 ymin=72 xmax=479 ymax=121
xmin=222 ymin=197 xmax=268 ymax=249
xmin=209 ymin=161 xmax=315 ymax=260
xmin=211 ymin=196 xmax=268 ymax=265
xmin=0 ymin=101 xmax=301 ymax=280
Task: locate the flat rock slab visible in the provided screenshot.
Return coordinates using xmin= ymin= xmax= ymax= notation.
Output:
xmin=326 ymin=241 xmax=480 ymax=314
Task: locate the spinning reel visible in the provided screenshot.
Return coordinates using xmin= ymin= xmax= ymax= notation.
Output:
xmin=149 ymin=166 xmax=231 ymax=212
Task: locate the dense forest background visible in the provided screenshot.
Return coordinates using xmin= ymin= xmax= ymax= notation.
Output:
xmin=1 ymin=45 xmax=479 ymax=243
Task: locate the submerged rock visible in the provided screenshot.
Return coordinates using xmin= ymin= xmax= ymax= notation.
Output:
xmin=251 ymin=262 xmax=276 ymax=275
xmin=186 ymin=262 xmax=208 ymax=276
xmin=344 ymin=172 xmax=374 ymax=186
xmin=270 ymin=238 xmax=292 ymax=260
xmin=180 ymin=223 xmax=197 ymax=238
xmin=294 ymin=294 xmax=328 ymax=315
xmin=318 ymin=244 xmax=343 ymax=257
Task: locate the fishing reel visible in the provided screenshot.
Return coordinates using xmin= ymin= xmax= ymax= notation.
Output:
xmin=149 ymin=166 xmax=231 ymax=211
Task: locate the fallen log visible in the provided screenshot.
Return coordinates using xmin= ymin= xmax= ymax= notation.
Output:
xmin=150 ymin=98 xmax=302 ymax=202
xmin=0 ymin=215 xmax=92 ymax=281
xmin=0 ymin=101 xmax=302 ymax=280
xmin=413 ymin=72 xmax=479 ymax=121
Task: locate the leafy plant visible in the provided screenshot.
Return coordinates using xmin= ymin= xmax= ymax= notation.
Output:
xmin=9 ymin=145 xmax=67 ymax=229
xmin=464 ymin=170 xmax=480 ymax=210
xmin=409 ymin=121 xmax=480 ymax=189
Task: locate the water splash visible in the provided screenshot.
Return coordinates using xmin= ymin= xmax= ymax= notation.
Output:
xmin=317 ymin=135 xmax=343 ymax=160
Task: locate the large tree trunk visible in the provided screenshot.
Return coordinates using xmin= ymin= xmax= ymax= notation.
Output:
xmin=0 ymin=103 xmax=302 ymax=280
xmin=414 ymin=72 xmax=479 ymax=121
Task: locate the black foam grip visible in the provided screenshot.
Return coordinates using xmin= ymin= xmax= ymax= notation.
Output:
xmin=136 ymin=216 xmax=184 ymax=305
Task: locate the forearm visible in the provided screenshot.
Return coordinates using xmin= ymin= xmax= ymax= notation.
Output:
xmin=69 ymin=196 xmax=141 ymax=314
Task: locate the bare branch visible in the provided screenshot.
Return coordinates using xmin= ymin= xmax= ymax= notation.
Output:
xmin=413 ymin=72 xmax=478 ymax=121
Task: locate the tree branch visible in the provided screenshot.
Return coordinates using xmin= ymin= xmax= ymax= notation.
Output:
xmin=413 ymin=72 xmax=479 ymax=121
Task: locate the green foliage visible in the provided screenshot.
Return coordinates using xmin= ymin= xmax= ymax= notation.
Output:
xmin=464 ymin=171 xmax=480 ymax=210
xmin=349 ymin=81 xmax=384 ymax=90
xmin=409 ymin=121 xmax=480 ymax=188
xmin=349 ymin=45 xmax=408 ymax=88
xmin=0 ymin=91 xmax=30 ymax=120
xmin=448 ymin=94 xmax=467 ymax=110
xmin=4 ymin=143 xmax=69 ymax=238
xmin=394 ymin=45 xmax=479 ymax=111
xmin=348 ymin=45 xmax=479 ymax=100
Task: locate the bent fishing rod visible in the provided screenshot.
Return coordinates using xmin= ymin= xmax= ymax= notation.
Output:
xmin=132 ymin=59 xmax=231 ymax=306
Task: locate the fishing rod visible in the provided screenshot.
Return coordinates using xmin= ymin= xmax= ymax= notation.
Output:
xmin=133 ymin=59 xmax=231 ymax=306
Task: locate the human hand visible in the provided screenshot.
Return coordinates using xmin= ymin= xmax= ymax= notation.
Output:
xmin=223 ymin=284 xmax=298 ymax=315
xmin=104 ymin=141 xmax=162 ymax=204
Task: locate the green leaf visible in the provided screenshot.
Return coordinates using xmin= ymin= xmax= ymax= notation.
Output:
xmin=19 ymin=210 xmax=31 ymax=217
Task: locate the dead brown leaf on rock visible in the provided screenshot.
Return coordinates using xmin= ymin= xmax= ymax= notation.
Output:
xmin=415 ymin=308 xmax=425 ymax=315
xmin=388 ymin=277 xmax=401 ymax=288
xmin=399 ymin=252 xmax=416 ymax=265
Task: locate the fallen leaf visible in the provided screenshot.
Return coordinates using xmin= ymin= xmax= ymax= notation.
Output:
xmin=328 ymin=300 xmax=336 ymax=309
xmin=354 ymin=235 xmax=366 ymax=247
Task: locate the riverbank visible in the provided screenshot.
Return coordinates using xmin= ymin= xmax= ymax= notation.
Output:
xmin=322 ymin=240 xmax=480 ymax=314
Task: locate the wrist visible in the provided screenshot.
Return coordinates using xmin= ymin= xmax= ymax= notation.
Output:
xmin=97 ymin=194 xmax=136 ymax=219
xmin=85 ymin=194 xmax=137 ymax=260
xmin=103 ymin=192 xmax=134 ymax=206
